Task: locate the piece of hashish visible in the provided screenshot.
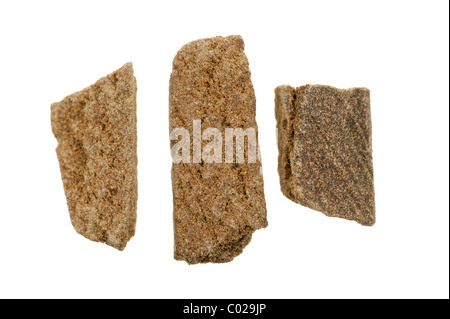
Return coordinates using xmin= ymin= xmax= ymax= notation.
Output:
xmin=51 ymin=63 xmax=138 ymax=250
xmin=170 ymin=35 xmax=268 ymax=264
xmin=275 ymin=84 xmax=375 ymax=226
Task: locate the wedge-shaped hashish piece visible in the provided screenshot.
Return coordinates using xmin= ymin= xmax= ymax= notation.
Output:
xmin=169 ymin=35 xmax=268 ymax=264
xmin=275 ymin=84 xmax=375 ymax=226
xmin=51 ymin=63 xmax=137 ymax=250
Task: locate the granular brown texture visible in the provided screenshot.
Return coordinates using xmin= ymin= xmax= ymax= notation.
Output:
xmin=275 ymin=84 xmax=375 ymax=226
xmin=51 ymin=63 xmax=137 ymax=250
xmin=170 ymin=35 xmax=267 ymax=264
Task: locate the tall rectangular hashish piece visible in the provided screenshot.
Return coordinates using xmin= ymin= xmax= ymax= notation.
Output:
xmin=170 ymin=36 xmax=268 ymax=264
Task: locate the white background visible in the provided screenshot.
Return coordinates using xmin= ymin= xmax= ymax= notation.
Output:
xmin=0 ymin=0 xmax=448 ymax=299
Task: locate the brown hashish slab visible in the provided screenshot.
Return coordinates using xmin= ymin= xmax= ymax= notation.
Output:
xmin=275 ymin=84 xmax=375 ymax=226
xmin=170 ymin=35 xmax=268 ymax=264
xmin=51 ymin=63 xmax=138 ymax=250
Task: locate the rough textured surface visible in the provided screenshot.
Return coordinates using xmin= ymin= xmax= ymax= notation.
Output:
xmin=170 ymin=35 xmax=267 ymax=264
xmin=51 ymin=63 xmax=137 ymax=250
xmin=275 ymin=84 xmax=375 ymax=226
